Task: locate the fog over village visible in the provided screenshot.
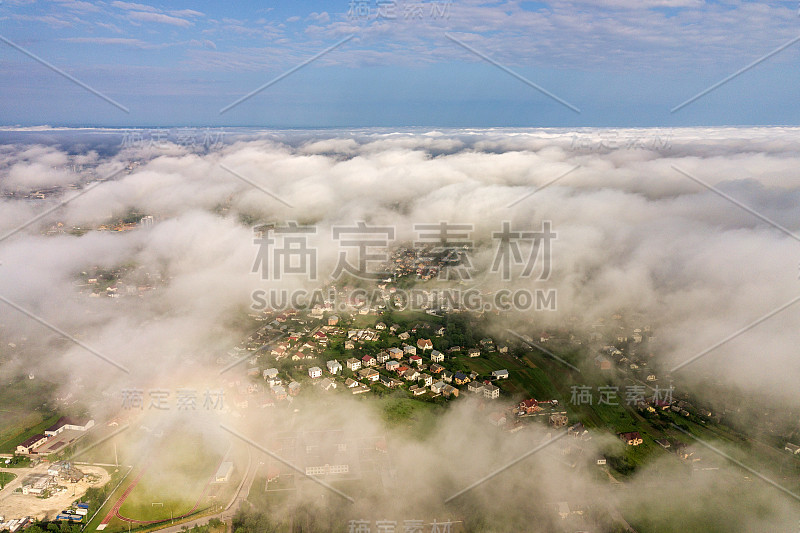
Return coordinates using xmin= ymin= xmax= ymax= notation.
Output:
xmin=1 ymin=0 xmax=799 ymax=531
xmin=0 ymin=127 xmax=799 ymax=532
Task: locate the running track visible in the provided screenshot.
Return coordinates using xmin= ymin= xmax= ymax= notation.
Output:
xmin=98 ymin=463 xmax=151 ymax=527
xmin=107 ymin=454 xmax=227 ymax=526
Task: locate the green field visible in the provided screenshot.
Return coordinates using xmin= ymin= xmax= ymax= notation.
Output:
xmin=117 ymin=435 xmax=223 ymax=523
xmin=0 ymin=412 xmax=61 ymax=454
xmin=0 ymin=471 xmax=16 ymax=488
xmin=0 ymin=376 xmax=63 ymax=454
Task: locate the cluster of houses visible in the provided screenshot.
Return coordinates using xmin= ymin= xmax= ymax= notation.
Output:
xmin=233 ymin=305 xmax=518 ymax=411
xmin=288 ymin=334 xmax=512 ymax=400
xmin=263 ymin=367 xmax=301 ymax=402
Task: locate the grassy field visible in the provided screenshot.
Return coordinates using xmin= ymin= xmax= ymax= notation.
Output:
xmin=117 ymin=435 xmax=223 ymax=523
xmin=0 ymin=412 xmax=61 ymax=454
xmin=0 ymin=376 xmax=62 ymax=453
xmin=0 ymin=471 xmax=16 ymax=488
xmin=77 ymin=421 xmax=235 ymax=533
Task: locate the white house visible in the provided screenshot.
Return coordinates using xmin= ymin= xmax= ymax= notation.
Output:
xmin=346 ymin=358 xmax=361 ymax=371
xmin=309 ymin=366 xmax=322 ymax=379
xmin=483 ymin=383 xmax=500 ymax=399
xmin=263 ymin=368 xmax=279 ymax=382
xmin=430 ymin=350 xmax=444 ymax=363
xmin=491 ymin=369 xmax=509 ymax=380
xmin=319 ymin=377 xmax=337 ymax=391
xmin=327 ymin=360 xmax=342 ymax=374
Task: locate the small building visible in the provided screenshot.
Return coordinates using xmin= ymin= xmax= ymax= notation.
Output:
xmin=409 ymin=355 xmax=423 ymax=367
xmin=491 ymin=369 xmax=509 ymax=380
xmin=308 ymin=366 xmax=322 ymax=379
xmin=350 ymin=383 xmax=370 ymax=394
xmin=549 ymin=414 xmax=568 ymax=428
xmin=386 ymin=360 xmax=400 ymax=372
xmin=467 ymin=381 xmax=484 ymax=394
xmin=388 ymin=347 xmax=404 ymax=359
xmin=376 ymin=351 xmax=390 ymax=364
xmin=483 ymin=383 xmax=500 ymax=399
xmin=431 ymin=381 xmax=446 ymax=394
xmin=619 ymin=432 xmax=643 ymax=446
xmin=403 ymin=368 xmax=420 ymax=381
xmin=443 ymin=384 xmax=459 ymax=398
xmin=430 ymin=363 xmax=445 ymax=374
xmin=454 ymin=372 xmax=470 ymax=386
xmin=319 ymin=378 xmax=337 ymax=391
xmin=519 ymin=399 xmax=540 ymax=414
xmin=362 ymin=354 xmax=377 ymax=367
xmin=327 ymin=360 xmax=342 ymax=374
xmin=346 ymin=358 xmax=362 ymax=371
xmin=17 ymin=434 xmax=48 ymax=454
xmin=403 ymin=344 xmax=417 ymax=356
xmin=263 ymin=368 xmax=279 ymax=382
xmin=595 ymin=355 xmax=612 ymax=370
xmin=419 ymin=374 xmax=433 ymax=387
xmin=214 ymin=461 xmax=234 ymax=483
xmin=380 ymin=375 xmax=403 ymax=388
xmin=358 ymin=368 xmax=380 ymax=382
xmin=328 ymin=315 xmax=339 ymax=326
xmin=430 ymin=350 xmax=444 ymax=362
xmin=467 ymin=348 xmax=481 ymax=358
xmin=417 ymin=338 xmax=433 ymax=351
xmin=44 ymin=417 xmax=94 ymax=436
xmin=288 ymin=381 xmax=301 ymax=396
xmin=409 ymin=385 xmax=426 ymax=396
xmin=442 ymin=370 xmax=454 ymax=383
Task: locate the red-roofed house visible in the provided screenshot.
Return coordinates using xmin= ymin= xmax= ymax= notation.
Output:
xmin=519 ymin=399 xmax=540 ymax=414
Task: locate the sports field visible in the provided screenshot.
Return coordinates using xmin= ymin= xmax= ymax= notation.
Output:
xmin=97 ymin=428 xmax=229 ymax=530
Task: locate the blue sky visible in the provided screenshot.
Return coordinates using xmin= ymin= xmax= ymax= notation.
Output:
xmin=0 ymin=0 xmax=798 ymax=127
